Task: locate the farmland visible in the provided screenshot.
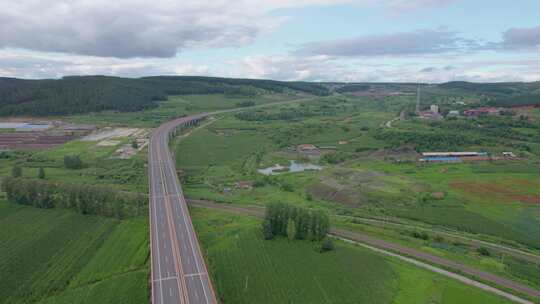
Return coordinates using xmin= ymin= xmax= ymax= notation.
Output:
xmin=1 ymin=82 xmax=539 ymax=304
xmin=191 ymin=207 xmax=513 ymax=304
xmin=0 ymin=199 xmax=149 ymax=304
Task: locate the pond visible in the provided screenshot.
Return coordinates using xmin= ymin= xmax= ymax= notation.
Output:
xmin=0 ymin=122 xmax=50 ymax=131
xmin=257 ymin=160 xmax=323 ymax=175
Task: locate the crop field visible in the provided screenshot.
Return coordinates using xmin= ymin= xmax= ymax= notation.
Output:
xmin=191 ymin=207 xmax=513 ymax=304
xmin=0 ymin=199 xmax=149 ymax=304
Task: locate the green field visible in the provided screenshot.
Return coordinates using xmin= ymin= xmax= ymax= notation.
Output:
xmin=0 ymin=199 xmax=149 ymax=304
xmin=191 ymin=207 xmax=513 ymax=304
xmin=69 ymin=94 xmax=297 ymax=127
xmin=175 ymin=96 xmax=540 ymax=252
xmin=0 ymin=139 xmax=148 ymax=193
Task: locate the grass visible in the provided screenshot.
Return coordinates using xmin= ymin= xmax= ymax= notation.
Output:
xmin=0 ymin=139 xmax=148 ymax=192
xmin=0 ymin=199 xmax=149 ymax=304
xmin=357 ymin=159 xmax=540 ymax=249
xmin=334 ymin=218 xmax=540 ymax=291
xmin=174 ymin=99 xmax=540 ymax=251
xmin=191 ymin=207 xmax=513 ymax=304
xmin=175 ymin=127 xmax=273 ymax=172
xmin=69 ymin=94 xmax=295 ymax=127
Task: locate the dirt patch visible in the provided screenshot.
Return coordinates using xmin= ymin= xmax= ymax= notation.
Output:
xmin=451 ymin=180 xmax=540 ymax=204
xmin=370 ymin=145 xmax=419 ymax=161
xmin=431 ymin=192 xmax=445 ymax=199
xmin=511 ymin=195 xmax=540 ymax=204
xmin=307 ymin=182 xmax=363 ymax=207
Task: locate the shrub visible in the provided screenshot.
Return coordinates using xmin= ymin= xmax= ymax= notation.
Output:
xmin=321 ymin=237 xmax=334 ymax=252
xmin=477 ymin=247 xmax=491 ymax=256
xmin=37 ymin=167 xmax=45 ymax=179
xmin=64 ymin=155 xmax=83 ymax=169
xmin=11 ymin=166 xmax=22 ymax=178
xmin=412 ymin=231 xmax=429 ymax=240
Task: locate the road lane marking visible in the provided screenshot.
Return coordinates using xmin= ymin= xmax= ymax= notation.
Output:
xmin=184 ymin=272 xmax=208 ymax=278
xmin=153 ymin=276 xmax=178 ymax=282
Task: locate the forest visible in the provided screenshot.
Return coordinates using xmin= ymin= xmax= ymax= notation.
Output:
xmin=0 ymin=76 xmax=330 ymax=116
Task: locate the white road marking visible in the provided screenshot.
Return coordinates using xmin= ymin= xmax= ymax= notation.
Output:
xmin=184 ymin=272 xmax=207 ymax=278
xmin=153 ymin=276 xmax=178 ymax=282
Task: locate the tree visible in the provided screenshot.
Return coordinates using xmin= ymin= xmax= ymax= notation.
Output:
xmin=11 ymin=165 xmax=22 ymax=178
xmin=38 ymin=167 xmax=45 ymax=179
xmin=262 ymin=219 xmax=274 ymax=240
xmin=131 ymin=140 xmax=138 ymax=149
xmin=263 ymin=202 xmax=330 ymax=241
xmin=286 ymin=218 xmax=297 ymax=241
xmin=321 ymin=237 xmax=334 ymax=252
xmin=64 ymin=155 xmax=83 ymax=169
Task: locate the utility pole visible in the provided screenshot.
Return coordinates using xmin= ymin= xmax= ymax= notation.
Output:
xmin=416 ymin=83 xmax=421 ymax=114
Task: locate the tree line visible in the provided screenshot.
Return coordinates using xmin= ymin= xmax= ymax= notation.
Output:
xmin=0 ymin=76 xmax=330 ymax=116
xmin=1 ymin=177 xmax=146 ymax=219
xmin=262 ymin=202 xmax=330 ymax=241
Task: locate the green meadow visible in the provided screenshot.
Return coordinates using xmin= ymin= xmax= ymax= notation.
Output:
xmin=191 ymin=207 xmax=513 ymax=304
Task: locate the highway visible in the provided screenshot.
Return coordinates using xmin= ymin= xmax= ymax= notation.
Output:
xmin=149 ymin=114 xmax=216 ymax=304
xmin=148 ymin=97 xmax=315 ymax=304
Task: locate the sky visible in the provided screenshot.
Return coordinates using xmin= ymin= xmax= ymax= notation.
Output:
xmin=0 ymin=0 xmax=539 ymax=82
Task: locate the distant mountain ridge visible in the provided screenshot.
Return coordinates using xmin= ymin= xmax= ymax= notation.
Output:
xmin=1 ymin=76 xmax=539 ymax=116
xmin=0 ymin=76 xmax=329 ymax=116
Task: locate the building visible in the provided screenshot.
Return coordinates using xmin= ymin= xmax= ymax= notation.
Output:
xmin=430 ymin=105 xmax=439 ymax=113
xmin=447 ymin=110 xmax=460 ymax=117
xmin=422 ymin=152 xmax=486 ymax=157
xmin=235 ymin=181 xmax=253 ymax=189
xmin=420 ymin=156 xmax=462 ymax=163
xmin=463 ymin=107 xmax=500 ymax=117
xmin=419 ymin=111 xmax=442 ymax=120
xmin=297 ymin=144 xmax=318 ymax=152
xmin=502 ymin=152 xmax=516 ymax=158
xmin=420 ymin=151 xmax=489 ymax=163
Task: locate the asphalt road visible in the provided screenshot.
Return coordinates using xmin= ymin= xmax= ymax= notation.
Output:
xmin=149 ymin=114 xmax=217 ymax=304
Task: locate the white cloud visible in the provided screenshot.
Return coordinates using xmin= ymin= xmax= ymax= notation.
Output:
xmin=296 ymin=28 xmax=477 ymax=57
xmin=0 ymin=0 xmax=358 ymax=58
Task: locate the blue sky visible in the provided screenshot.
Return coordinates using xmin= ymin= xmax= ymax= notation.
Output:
xmin=0 ymin=0 xmax=539 ymax=82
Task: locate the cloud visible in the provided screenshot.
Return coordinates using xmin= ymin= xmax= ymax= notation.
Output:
xmin=387 ymin=0 xmax=458 ymax=13
xmin=296 ymin=28 xmax=477 ymax=57
xmin=0 ymin=0 xmax=468 ymax=59
xmin=0 ymin=0 xmax=355 ymax=59
xmin=226 ymin=54 xmax=540 ymax=83
xmin=0 ymin=49 xmax=210 ymax=79
xmin=502 ymin=26 xmax=540 ymax=49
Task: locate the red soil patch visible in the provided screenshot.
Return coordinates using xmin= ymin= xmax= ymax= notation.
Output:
xmin=450 ymin=180 xmax=540 ymax=204
xmin=511 ymin=195 xmax=540 ymax=204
